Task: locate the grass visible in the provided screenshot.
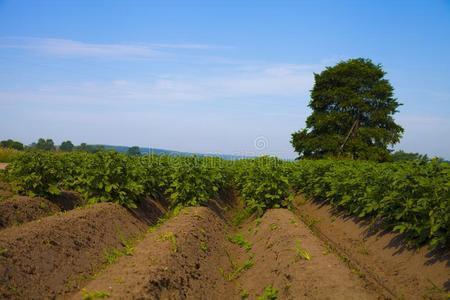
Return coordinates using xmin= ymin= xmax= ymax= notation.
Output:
xmin=103 ymin=238 xmax=135 ymax=265
xmin=257 ymin=285 xmax=279 ymax=300
xmin=223 ymin=250 xmax=255 ymax=281
xmin=0 ymin=148 xmax=21 ymax=163
xmin=200 ymin=240 xmax=208 ymax=252
xmin=232 ymin=207 xmax=253 ymax=226
xmin=294 ymin=240 xmax=312 ymax=261
xmin=228 ymin=233 xmax=252 ymax=252
xmin=302 ymin=215 xmax=320 ymax=228
xmin=159 ymin=231 xmax=177 ymax=252
xmin=81 ymin=289 xmax=111 ymax=299
xmin=226 ymin=258 xmax=254 ymax=280
xmin=240 ymin=288 xmax=250 ymax=299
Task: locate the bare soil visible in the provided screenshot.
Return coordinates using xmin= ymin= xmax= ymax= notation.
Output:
xmin=0 ymin=181 xmax=13 ymax=201
xmin=229 ymin=208 xmax=382 ymax=300
xmin=0 ymin=196 xmax=60 ymax=229
xmin=0 ymin=203 xmax=155 ymax=299
xmin=2 ymin=192 xmax=447 ymax=299
xmin=70 ymin=206 xmax=235 ymax=300
xmin=72 ymin=205 xmax=391 ymax=299
xmin=293 ymin=196 xmax=450 ymax=300
xmin=0 ymin=163 xmax=8 ymax=170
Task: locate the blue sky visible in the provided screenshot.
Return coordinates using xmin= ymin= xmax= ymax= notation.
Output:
xmin=0 ymin=0 xmax=449 ymax=159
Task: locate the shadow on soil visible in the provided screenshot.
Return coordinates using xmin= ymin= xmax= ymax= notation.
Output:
xmin=305 ymin=197 xmax=450 ymax=268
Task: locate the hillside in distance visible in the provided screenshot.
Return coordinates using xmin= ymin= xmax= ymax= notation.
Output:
xmin=97 ymin=144 xmax=251 ymax=160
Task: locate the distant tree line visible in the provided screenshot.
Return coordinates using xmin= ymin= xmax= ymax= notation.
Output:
xmin=0 ymin=138 xmax=141 ymax=156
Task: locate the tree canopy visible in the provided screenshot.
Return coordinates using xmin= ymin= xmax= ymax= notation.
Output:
xmin=127 ymin=146 xmax=141 ymax=156
xmin=60 ymin=140 xmax=74 ymax=152
xmin=34 ymin=138 xmax=56 ymax=151
xmin=0 ymin=139 xmax=24 ymax=150
xmin=291 ymin=58 xmax=403 ymax=161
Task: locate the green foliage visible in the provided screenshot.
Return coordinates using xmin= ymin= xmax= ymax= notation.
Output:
xmin=60 ymin=140 xmax=74 ymax=152
xmin=0 ymin=147 xmax=21 ymax=163
xmin=294 ymin=240 xmax=312 ymax=261
xmin=166 ymin=156 xmax=228 ymax=208
xmin=290 ymin=159 xmax=450 ymax=248
xmin=6 ymin=149 xmax=449 ymax=250
xmin=6 ymin=151 xmax=62 ymax=197
xmin=291 ymin=58 xmax=403 ymax=161
xmin=390 ymin=150 xmax=429 ymax=162
xmin=62 ymin=151 xmax=144 ymax=208
xmin=0 ymin=139 xmax=24 ymax=150
xmin=127 ymin=146 xmax=141 ymax=156
xmin=81 ymin=289 xmax=111 ymax=299
xmin=257 ymin=285 xmax=279 ymax=300
xmin=228 ymin=233 xmax=252 ymax=252
xmin=34 ymin=138 xmax=56 ymax=151
xmin=234 ymin=157 xmax=293 ymax=215
xmin=226 ymin=257 xmax=254 ymax=281
xmin=159 ymin=231 xmax=177 ymax=252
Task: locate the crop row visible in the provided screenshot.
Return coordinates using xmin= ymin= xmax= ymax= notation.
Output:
xmin=3 ymin=151 xmax=449 ymax=247
xmin=289 ymin=159 xmax=450 ymax=248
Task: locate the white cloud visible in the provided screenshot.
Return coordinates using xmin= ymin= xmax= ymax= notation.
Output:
xmin=0 ymin=63 xmax=315 ymax=105
xmin=0 ymin=37 xmax=228 ymax=59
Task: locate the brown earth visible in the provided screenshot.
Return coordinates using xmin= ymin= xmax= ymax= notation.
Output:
xmin=71 ymin=205 xmax=391 ymax=300
xmin=293 ymin=196 xmax=450 ymax=300
xmin=0 ymin=181 xmax=13 ymax=201
xmin=0 ymin=163 xmax=8 ymax=170
xmin=2 ymin=192 xmax=445 ymax=299
xmin=0 ymin=196 xmax=60 ymax=229
xmin=229 ymin=208 xmax=382 ymax=300
xmin=70 ymin=206 xmax=235 ymax=300
xmin=0 ymin=202 xmax=158 ymax=299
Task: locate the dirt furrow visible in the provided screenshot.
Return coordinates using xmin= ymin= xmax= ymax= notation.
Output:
xmin=70 ymin=206 xmax=235 ymax=300
xmin=293 ymin=196 xmax=450 ymax=300
xmin=0 ymin=203 xmax=153 ymax=299
xmin=228 ymin=208 xmax=382 ymax=300
xmin=0 ymin=196 xmax=61 ymax=229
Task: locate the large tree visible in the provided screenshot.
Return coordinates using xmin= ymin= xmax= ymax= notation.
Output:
xmin=127 ymin=146 xmax=141 ymax=156
xmin=60 ymin=140 xmax=74 ymax=152
xmin=0 ymin=139 xmax=24 ymax=150
xmin=291 ymin=58 xmax=403 ymax=161
xmin=35 ymin=138 xmax=56 ymax=151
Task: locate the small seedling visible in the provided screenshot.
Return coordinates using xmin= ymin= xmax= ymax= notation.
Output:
xmin=294 ymin=240 xmax=311 ymax=261
xmin=121 ymin=238 xmax=135 ymax=256
xmin=200 ymin=241 xmax=208 ymax=252
xmin=270 ymin=223 xmax=278 ymax=231
xmin=226 ymin=257 xmax=254 ymax=281
xmin=289 ymin=218 xmax=297 ymax=225
xmin=322 ymin=244 xmax=332 ymax=255
xmin=303 ymin=215 xmax=320 ymax=228
xmin=160 ymin=231 xmax=177 ymax=252
xmin=240 ymin=288 xmax=250 ymax=299
xmin=102 ymin=237 xmax=136 ymax=265
xmin=103 ymin=248 xmax=123 ymax=265
xmin=257 ymin=285 xmax=279 ymax=300
xmin=81 ymin=289 xmax=111 ymax=299
xmin=357 ymin=244 xmax=369 ymax=255
xmin=228 ymin=233 xmax=252 ymax=252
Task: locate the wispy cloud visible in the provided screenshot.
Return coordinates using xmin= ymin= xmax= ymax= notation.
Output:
xmin=0 ymin=37 xmax=229 ymax=59
xmin=0 ymin=63 xmax=315 ymax=106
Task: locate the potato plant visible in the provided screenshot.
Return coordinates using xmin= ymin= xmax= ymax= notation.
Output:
xmin=290 ymin=159 xmax=450 ymax=247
